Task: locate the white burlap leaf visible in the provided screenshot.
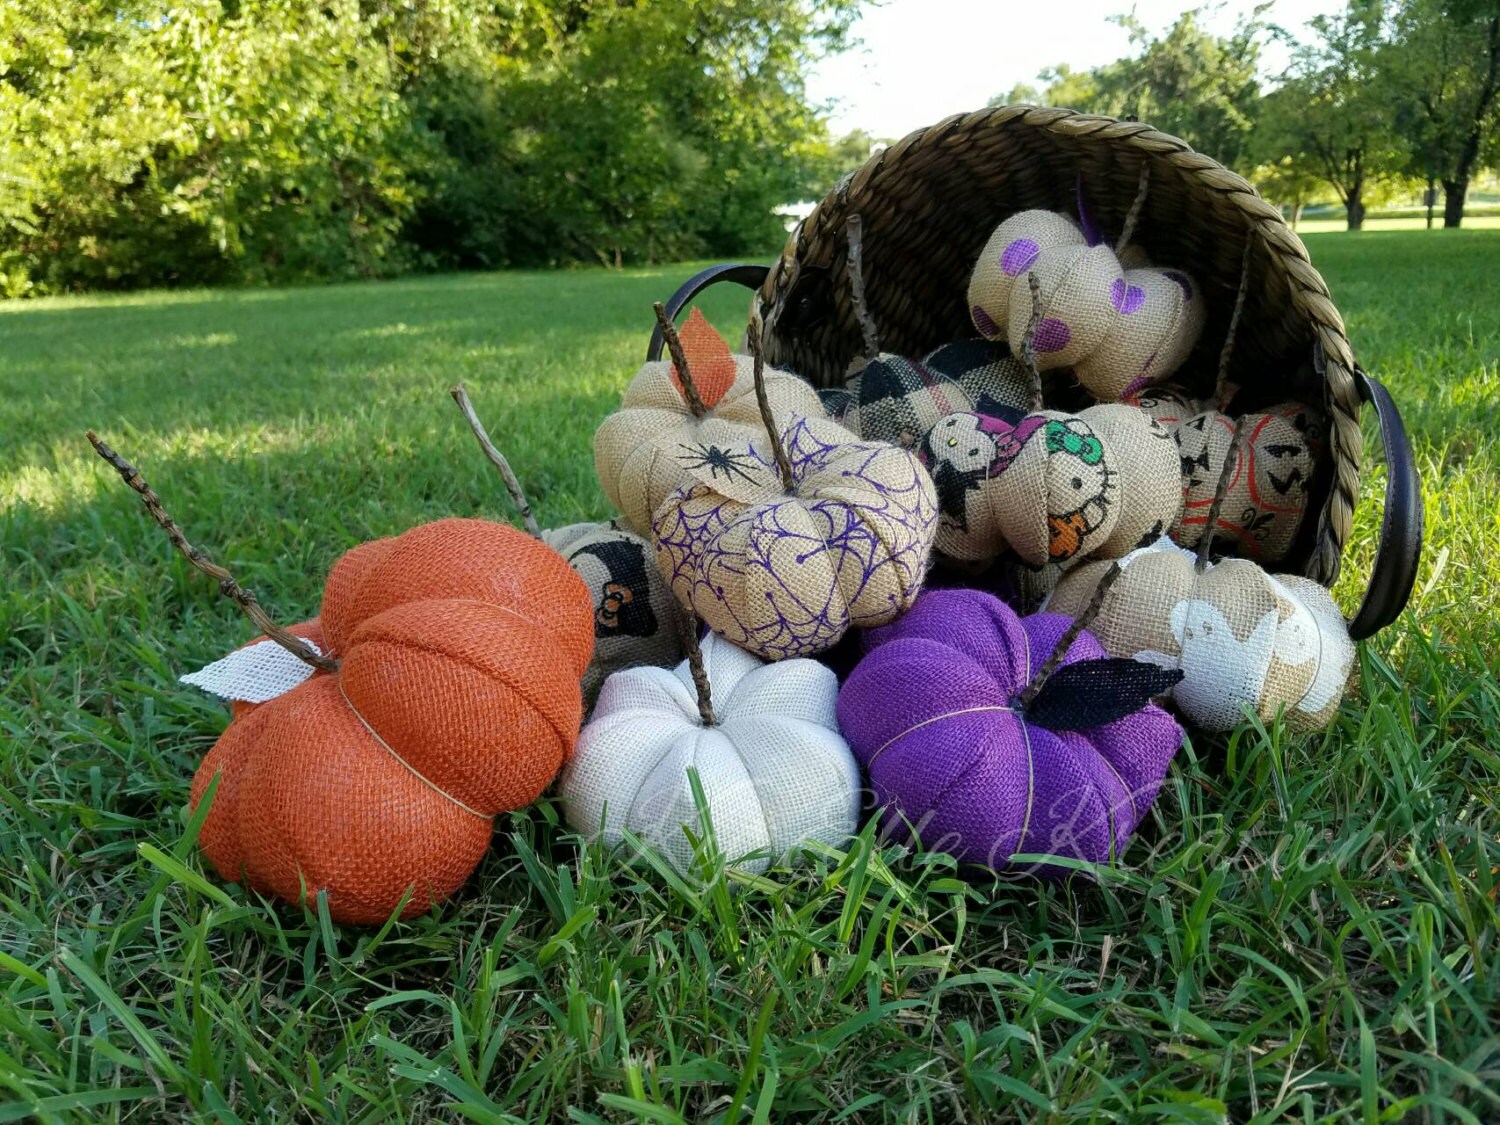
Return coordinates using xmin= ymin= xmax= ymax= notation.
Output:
xmin=180 ymin=638 xmax=322 ymax=703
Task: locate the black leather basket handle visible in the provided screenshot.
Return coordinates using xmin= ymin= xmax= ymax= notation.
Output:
xmin=1347 ymin=368 xmax=1423 ymax=640
xmin=646 ymin=263 xmax=771 ymax=362
xmin=647 ymin=266 xmax=1422 ymax=641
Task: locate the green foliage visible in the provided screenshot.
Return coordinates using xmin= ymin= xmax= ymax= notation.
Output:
xmin=0 ymin=0 xmax=856 ymax=293
xmin=1 ymin=239 xmax=1498 ymax=1119
xmin=1020 ymin=8 xmax=1265 ymax=171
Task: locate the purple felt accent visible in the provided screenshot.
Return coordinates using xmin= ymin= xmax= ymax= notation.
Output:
xmin=1162 ymin=270 xmax=1193 ymax=300
xmin=1111 ymin=278 xmax=1146 ymax=315
xmin=1033 ymin=318 xmax=1071 ymax=354
xmin=971 ymin=304 xmax=1000 ymax=338
xmin=1000 ymin=239 xmax=1040 ymax=277
xmin=838 ymin=588 xmax=1183 ymax=873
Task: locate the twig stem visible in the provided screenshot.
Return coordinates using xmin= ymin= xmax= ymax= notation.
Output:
xmin=1195 ymin=416 xmax=1247 ymax=571
xmin=749 ymin=322 xmax=796 ymax=492
xmin=1214 ymin=239 xmax=1254 ymax=409
xmin=845 ymin=213 xmax=881 ymax=360
xmin=1115 ymin=163 xmax=1151 ymax=254
xmin=86 ymin=431 xmax=339 ymax=673
xmin=654 ymin=302 xmax=708 ymax=418
xmin=677 ymin=614 xmax=716 ymax=726
xmin=1015 ymin=560 xmax=1124 ymax=710
xmin=450 ymin=385 xmax=542 ymax=539
xmin=1020 ymin=272 xmax=1046 ymax=412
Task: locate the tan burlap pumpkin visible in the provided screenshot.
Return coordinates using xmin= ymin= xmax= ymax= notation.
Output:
xmin=595 ymin=311 xmax=831 ymax=535
xmin=1047 ymin=537 xmax=1354 ymax=731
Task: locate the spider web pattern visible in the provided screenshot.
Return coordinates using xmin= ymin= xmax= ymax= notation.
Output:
xmin=655 ymin=416 xmax=939 ymax=660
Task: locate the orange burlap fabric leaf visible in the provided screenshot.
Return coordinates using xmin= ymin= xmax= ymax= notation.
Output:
xmin=191 ymin=518 xmax=595 ymax=925
xmin=671 ymin=307 xmax=736 ymax=409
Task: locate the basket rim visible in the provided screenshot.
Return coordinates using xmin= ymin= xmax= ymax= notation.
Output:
xmin=753 ymin=103 xmax=1364 ymax=589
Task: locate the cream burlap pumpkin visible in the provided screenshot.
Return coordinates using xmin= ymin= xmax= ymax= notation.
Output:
xmin=967 ymin=209 xmax=1204 ymax=400
xmin=653 ymin=415 xmax=937 ymax=661
xmin=1047 ymin=538 xmax=1354 ymax=731
xmin=558 ymin=631 xmax=860 ymax=875
xmin=541 ymin=521 xmax=684 ymax=707
xmin=594 ymin=311 xmax=831 ymax=535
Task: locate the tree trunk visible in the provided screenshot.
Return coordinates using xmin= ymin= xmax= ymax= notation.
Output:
xmin=1290 ymin=200 xmax=1303 ymax=229
xmin=1426 ymin=177 xmax=1436 ymax=229
xmin=1345 ymin=186 xmax=1365 ymax=231
xmin=1442 ymin=179 xmax=1468 ymax=228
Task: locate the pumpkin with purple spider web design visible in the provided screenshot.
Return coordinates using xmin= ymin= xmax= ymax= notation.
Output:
xmin=651 ymin=415 xmax=938 ymax=661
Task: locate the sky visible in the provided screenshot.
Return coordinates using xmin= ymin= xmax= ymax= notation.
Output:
xmin=806 ymin=0 xmax=1347 ymax=140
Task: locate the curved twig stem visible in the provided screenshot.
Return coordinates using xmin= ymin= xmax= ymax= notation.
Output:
xmin=676 ymin=613 xmax=716 ymax=726
xmin=1195 ymin=416 xmax=1247 ymax=571
xmin=654 ymin=302 xmax=708 ymax=418
xmin=87 ymin=431 xmax=339 ymax=673
xmin=1019 ymin=272 xmax=1047 ymax=413
xmin=749 ymin=322 xmax=796 ymax=492
xmin=1015 ymin=559 xmax=1124 ymax=711
xmin=845 ymin=213 xmax=881 ymax=360
xmin=1213 ymin=239 xmax=1254 ymax=410
xmin=450 ymin=385 xmax=542 ymax=539
xmin=1115 ymin=162 xmax=1151 ymax=255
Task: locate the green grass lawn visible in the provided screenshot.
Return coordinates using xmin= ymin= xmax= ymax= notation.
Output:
xmin=2 ymin=232 xmax=1498 ymax=1122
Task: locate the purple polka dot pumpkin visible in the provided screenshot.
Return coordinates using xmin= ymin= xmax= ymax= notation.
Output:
xmin=837 ymin=588 xmax=1184 ymax=871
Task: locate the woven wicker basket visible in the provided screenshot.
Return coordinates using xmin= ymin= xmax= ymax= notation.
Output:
xmin=648 ymin=106 xmax=1421 ymax=640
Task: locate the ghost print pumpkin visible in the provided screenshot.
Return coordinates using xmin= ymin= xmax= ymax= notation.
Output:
xmin=1047 ymin=538 xmax=1355 ymax=731
xmin=558 ymin=630 xmax=860 ymax=875
xmin=594 ymin=308 xmax=832 ymax=535
xmin=837 ymin=588 xmax=1184 ymax=871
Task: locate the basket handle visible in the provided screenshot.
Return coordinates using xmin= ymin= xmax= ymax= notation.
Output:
xmin=1347 ymin=369 xmax=1423 ymax=641
xmin=646 ymin=263 xmax=771 ymax=361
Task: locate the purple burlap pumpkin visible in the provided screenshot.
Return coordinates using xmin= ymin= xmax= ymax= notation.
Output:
xmin=836 ymin=588 xmax=1183 ymax=871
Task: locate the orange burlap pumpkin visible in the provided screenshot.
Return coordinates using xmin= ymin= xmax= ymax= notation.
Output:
xmin=191 ymin=519 xmax=595 ymax=924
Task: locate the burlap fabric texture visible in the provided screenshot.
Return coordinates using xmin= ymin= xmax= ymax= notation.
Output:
xmin=823 ymin=339 xmax=1032 ymax=449
xmin=1132 ymin=387 xmax=1325 ymax=565
xmin=558 ymin=630 xmax=860 ymax=875
xmin=542 ymin=520 xmax=683 ymax=708
xmin=594 ymin=352 xmax=830 ymax=536
xmin=1046 ymin=537 xmax=1354 ymax=731
xmin=967 ymin=209 xmax=1204 ymax=400
xmin=190 ymin=519 xmax=595 ymax=924
xmin=837 ymin=588 xmax=1183 ymax=870
xmin=653 ymin=414 xmax=938 ymax=661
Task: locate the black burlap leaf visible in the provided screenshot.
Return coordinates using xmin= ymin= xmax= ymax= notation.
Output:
xmin=1025 ymin=658 xmax=1183 ymax=732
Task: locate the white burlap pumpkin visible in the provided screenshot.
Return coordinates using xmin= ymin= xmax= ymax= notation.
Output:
xmin=557 ymin=631 xmax=861 ymax=874
xmin=1046 ymin=538 xmax=1355 ymax=731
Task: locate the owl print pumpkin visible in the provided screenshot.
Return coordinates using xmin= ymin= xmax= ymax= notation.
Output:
xmin=541 ymin=521 xmax=684 ymax=706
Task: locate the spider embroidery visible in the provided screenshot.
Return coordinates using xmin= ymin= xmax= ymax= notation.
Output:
xmin=676 ymin=443 xmax=762 ymax=486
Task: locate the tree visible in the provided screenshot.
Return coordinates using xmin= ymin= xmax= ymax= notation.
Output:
xmin=1001 ymin=8 xmax=1267 ymax=171
xmin=1385 ymin=0 xmax=1500 ymax=227
xmin=1263 ymin=2 xmax=1404 ymax=230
